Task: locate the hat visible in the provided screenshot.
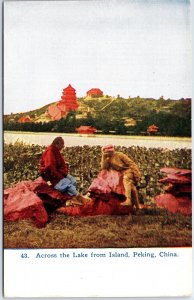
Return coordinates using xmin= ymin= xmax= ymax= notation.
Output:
xmin=102 ymin=144 xmax=115 ymax=152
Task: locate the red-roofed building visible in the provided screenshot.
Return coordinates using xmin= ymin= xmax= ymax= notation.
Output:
xmin=147 ymin=124 xmax=159 ymax=133
xmin=76 ymin=126 xmax=97 ymax=134
xmin=86 ymin=88 xmax=103 ymax=97
xmin=18 ymin=115 xmax=31 ymax=123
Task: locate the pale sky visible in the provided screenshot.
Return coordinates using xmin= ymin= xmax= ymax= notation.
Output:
xmin=4 ymin=0 xmax=191 ymax=114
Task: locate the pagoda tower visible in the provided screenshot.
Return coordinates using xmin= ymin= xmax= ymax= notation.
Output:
xmin=59 ymin=84 xmax=79 ymax=111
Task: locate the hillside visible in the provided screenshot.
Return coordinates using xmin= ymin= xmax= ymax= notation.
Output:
xmin=4 ymin=97 xmax=191 ymax=137
xmin=4 ymin=101 xmax=57 ymax=121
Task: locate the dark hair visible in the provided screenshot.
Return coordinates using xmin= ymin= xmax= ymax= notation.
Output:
xmin=52 ymin=136 xmax=64 ymax=146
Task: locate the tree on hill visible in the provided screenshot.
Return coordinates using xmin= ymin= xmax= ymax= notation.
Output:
xmin=4 ymin=97 xmax=191 ymax=137
xmin=133 ymin=111 xmax=191 ymax=137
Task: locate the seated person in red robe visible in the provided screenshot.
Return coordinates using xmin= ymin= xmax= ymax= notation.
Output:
xmin=39 ymin=136 xmax=87 ymax=204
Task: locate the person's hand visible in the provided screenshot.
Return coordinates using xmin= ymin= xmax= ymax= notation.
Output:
xmin=103 ymin=153 xmax=111 ymax=159
xmin=134 ymin=177 xmax=140 ymax=184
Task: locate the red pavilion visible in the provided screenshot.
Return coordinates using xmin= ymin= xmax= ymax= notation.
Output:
xmin=59 ymin=84 xmax=79 ymax=111
xmin=147 ymin=124 xmax=159 ymax=133
xmin=48 ymin=84 xmax=78 ymax=121
xmin=86 ymin=88 xmax=103 ymax=97
xmin=76 ymin=126 xmax=97 ymax=134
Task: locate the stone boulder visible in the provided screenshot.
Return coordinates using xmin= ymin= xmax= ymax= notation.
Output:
xmin=155 ymin=168 xmax=192 ymax=215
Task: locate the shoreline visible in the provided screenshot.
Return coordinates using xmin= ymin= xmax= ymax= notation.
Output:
xmin=4 ymin=131 xmax=191 ymax=141
xmin=4 ymin=131 xmax=191 ymax=150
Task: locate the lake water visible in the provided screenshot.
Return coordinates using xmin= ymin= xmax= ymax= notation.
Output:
xmin=4 ymin=131 xmax=192 ymax=150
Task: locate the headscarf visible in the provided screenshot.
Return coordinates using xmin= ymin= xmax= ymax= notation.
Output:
xmin=102 ymin=144 xmax=115 ymax=153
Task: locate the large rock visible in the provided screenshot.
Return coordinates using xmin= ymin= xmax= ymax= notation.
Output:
xmin=155 ymin=168 xmax=192 ymax=216
xmin=4 ymin=181 xmax=48 ymax=227
xmin=4 ymin=178 xmax=70 ymax=227
xmin=155 ymin=193 xmax=191 ymax=215
xmin=160 ymin=168 xmax=191 ymax=176
xmin=159 ymin=174 xmax=191 ymax=184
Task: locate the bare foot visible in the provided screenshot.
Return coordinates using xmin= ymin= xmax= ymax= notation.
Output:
xmin=136 ymin=204 xmax=146 ymax=209
xmin=85 ymin=192 xmax=91 ymax=198
xmin=120 ymin=200 xmax=132 ymax=206
xmin=76 ymin=194 xmax=91 ymax=204
xmin=83 ymin=193 xmax=92 ymax=202
xmin=66 ymin=197 xmax=83 ymax=207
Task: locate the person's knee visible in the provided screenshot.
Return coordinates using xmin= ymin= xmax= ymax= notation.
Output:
xmin=123 ymin=170 xmax=133 ymax=179
xmin=66 ymin=174 xmax=77 ymax=185
xmin=123 ymin=176 xmax=133 ymax=184
xmin=67 ymin=185 xmax=78 ymax=196
xmin=54 ymin=178 xmax=71 ymax=192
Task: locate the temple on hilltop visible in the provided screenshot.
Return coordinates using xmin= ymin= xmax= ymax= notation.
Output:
xmin=48 ymin=84 xmax=79 ymax=121
xmin=86 ymin=88 xmax=103 ymax=97
xmin=60 ymin=84 xmax=79 ymax=111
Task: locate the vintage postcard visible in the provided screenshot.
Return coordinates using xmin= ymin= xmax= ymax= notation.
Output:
xmin=3 ymin=0 xmax=192 ymax=297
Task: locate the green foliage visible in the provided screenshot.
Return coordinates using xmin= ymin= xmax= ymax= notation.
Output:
xmin=4 ymin=142 xmax=191 ymax=204
xmin=4 ymin=142 xmax=43 ymax=186
xmin=133 ymin=110 xmax=191 ymax=137
xmin=4 ymin=98 xmax=191 ymax=137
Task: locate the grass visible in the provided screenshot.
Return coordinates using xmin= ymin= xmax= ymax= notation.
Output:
xmin=4 ymin=208 xmax=192 ymax=248
xmin=4 ymin=142 xmax=192 ymax=249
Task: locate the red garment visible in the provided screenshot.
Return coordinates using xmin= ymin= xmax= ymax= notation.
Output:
xmin=39 ymin=145 xmax=68 ymax=185
xmin=57 ymin=170 xmax=132 ymax=217
xmin=88 ymin=169 xmax=125 ymax=195
xmin=57 ymin=195 xmax=132 ymax=216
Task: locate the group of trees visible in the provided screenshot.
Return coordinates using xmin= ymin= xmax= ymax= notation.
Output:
xmin=4 ymin=98 xmax=191 ymax=137
xmin=4 ymin=113 xmax=77 ymax=133
xmin=132 ymin=111 xmax=191 ymax=137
